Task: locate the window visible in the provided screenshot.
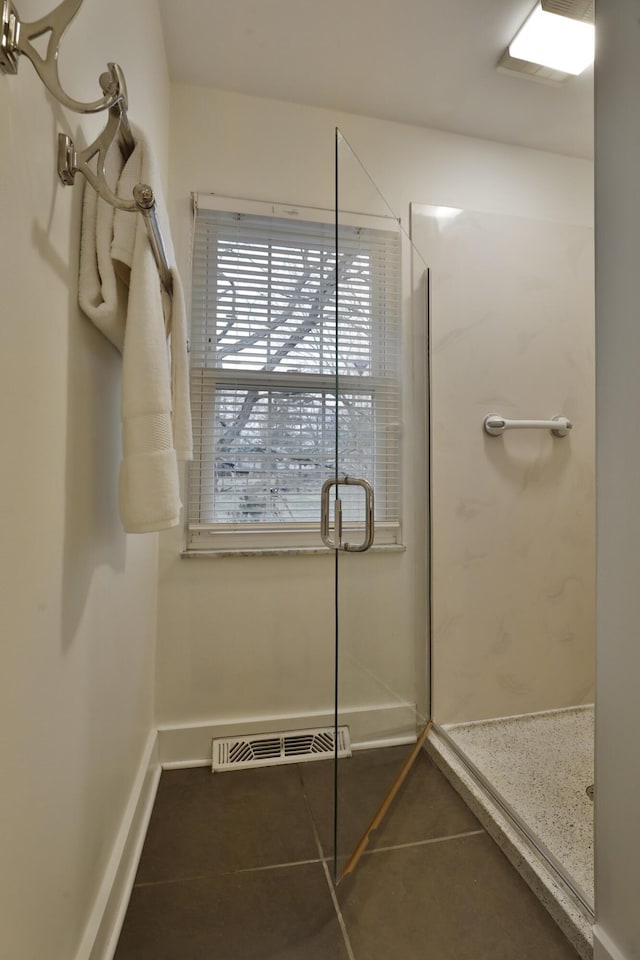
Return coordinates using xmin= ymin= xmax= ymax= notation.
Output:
xmin=187 ymin=195 xmax=402 ymax=552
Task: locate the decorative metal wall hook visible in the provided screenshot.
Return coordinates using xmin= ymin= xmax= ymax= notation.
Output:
xmin=58 ymin=63 xmax=135 ymax=208
xmin=2 ymin=0 xmax=173 ymax=297
xmin=58 ymin=111 xmax=136 ymax=213
xmin=57 ymin=62 xmax=173 ymax=295
xmin=0 ymin=0 xmax=121 ymax=113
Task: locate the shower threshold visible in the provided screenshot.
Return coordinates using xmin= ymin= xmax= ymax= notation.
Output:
xmin=425 ymin=712 xmax=593 ymax=960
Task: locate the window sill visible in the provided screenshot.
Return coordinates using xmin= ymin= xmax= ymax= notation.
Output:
xmin=181 ymin=544 xmax=406 ymax=559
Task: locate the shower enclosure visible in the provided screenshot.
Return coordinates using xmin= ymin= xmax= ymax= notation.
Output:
xmin=411 ymin=200 xmax=595 ymax=936
xmin=191 ymin=128 xmax=594 ymax=922
xmin=326 ymin=134 xmax=595 ymax=913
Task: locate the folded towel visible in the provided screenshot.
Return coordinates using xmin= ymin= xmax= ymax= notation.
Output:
xmin=79 ymin=125 xmax=193 ymax=533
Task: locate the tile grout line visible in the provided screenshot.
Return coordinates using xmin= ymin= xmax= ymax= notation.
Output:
xmin=364 ymin=829 xmax=485 ymax=856
xmin=321 ymin=858 xmax=357 ymax=960
xmin=318 ymin=827 xmax=484 ymax=960
xmin=295 ymin=763 xmax=357 ymax=960
xmin=134 ymin=857 xmax=326 ymax=888
xmin=289 ymin=759 xmax=488 ymax=960
xmin=234 ymin=857 xmax=323 ymax=875
xmin=293 ymin=761 xmax=331 ymax=865
xmin=133 ymin=830 xmax=486 ymax=890
xmin=134 ymin=762 xmax=329 ymax=891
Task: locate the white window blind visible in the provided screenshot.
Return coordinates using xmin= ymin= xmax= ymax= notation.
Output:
xmin=187 ymin=195 xmax=402 ymax=551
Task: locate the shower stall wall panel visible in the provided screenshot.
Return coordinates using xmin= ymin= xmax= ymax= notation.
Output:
xmin=412 ymin=205 xmax=595 ymax=724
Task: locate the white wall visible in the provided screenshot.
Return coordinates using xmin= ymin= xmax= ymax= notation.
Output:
xmin=594 ymin=3 xmax=640 ymax=959
xmin=158 ymin=87 xmax=428 ymax=755
xmin=0 ymin=2 xmax=169 ymax=958
xmin=157 ymin=84 xmax=593 ymax=759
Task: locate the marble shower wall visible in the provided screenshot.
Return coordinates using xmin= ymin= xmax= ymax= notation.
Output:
xmin=412 ymin=205 xmax=595 ymax=724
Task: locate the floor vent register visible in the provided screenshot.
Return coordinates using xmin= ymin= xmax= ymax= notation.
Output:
xmin=212 ymin=726 xmax=351 ymax=772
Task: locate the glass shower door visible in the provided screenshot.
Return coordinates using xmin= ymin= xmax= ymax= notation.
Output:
xmin=328 ymin=129 xmax=430 ymax=882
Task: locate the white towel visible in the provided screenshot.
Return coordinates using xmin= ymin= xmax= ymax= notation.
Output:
xmin=79 ymin=125 xmax=193 ymax=534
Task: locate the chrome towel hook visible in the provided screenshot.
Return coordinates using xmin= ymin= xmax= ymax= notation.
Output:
xmin=2 ymin=0 xmax=173 ymax=297
xmin=57 ymin=64 xmax=134 ymax=207
xmin=0 ymin=0 xmax=121 ymax=113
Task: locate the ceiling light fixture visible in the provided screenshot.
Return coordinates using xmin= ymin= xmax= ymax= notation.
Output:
xmin=510 ymin=2 xmax=594 ymax=74
xmin=499 ymin=0 xmax=594 ymax=84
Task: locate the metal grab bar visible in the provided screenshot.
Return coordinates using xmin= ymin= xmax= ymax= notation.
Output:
xmin=484 ymin=414 xmax=573 ymax=438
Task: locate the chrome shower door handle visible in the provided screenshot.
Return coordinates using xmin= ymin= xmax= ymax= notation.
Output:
xmin=341 ymin=477 xmax=374 ymax=552
xmin=320 ymin=477 xmax=374 ymax=552
xmin=321 ymin=478 xmax=341 ymax=549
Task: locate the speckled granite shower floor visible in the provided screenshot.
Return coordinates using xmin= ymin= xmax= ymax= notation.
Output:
xmin=444 ymin=705 xmax=594 ymax=906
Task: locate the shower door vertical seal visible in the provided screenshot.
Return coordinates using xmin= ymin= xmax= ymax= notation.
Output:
xmin=333 ymin=126 xmax=340 ymax=886
xmin=426 ymin=266 xmax=433 ymax=723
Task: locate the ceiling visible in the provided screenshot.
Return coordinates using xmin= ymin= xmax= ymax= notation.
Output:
xmin=158 ymin=0 xmax=593 ymax=160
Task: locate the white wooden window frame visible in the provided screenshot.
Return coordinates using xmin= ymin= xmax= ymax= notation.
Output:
xmin=186 ymin=193 xmax=402 ymax=554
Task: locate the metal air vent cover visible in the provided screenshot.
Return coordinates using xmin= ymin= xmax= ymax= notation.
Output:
xmin=212 ymin=726 xmax=351 ymax=772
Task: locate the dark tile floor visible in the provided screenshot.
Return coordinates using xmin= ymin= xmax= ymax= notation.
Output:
xmin=114 ymin=747 xmax=580 ymax=960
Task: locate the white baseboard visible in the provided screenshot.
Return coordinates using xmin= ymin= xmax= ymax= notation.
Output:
xmin=69 ymin=704 xmax=415 ymax=959
xmin=73 ymin=729 xmax=161 ymax=960
xmin=593 ymin=926 xmax=630 ymax=960
xmin=157 ymin=702 xmax=418 ymax=767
